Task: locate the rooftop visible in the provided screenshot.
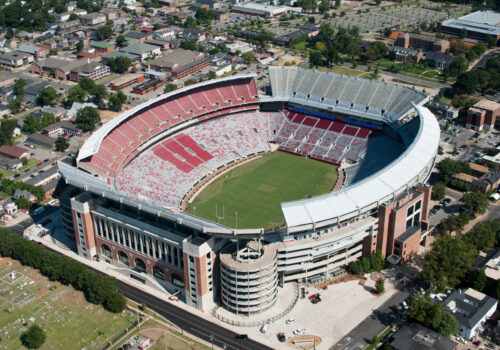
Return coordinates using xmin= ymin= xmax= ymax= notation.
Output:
xmin=443 ymin=287 xmax=498 ymax=329
xmin=0 ymin=145 xmax=29 ymax=159
xmin=391 ymin=323 xmax=457 ymax=350
xmin=149 ymin=49 xmax=202 ymax=68
xmin=441 ymin=11 xmax=500 ymax=36
xmin=474 ymin=99 xmax=500 ymax=111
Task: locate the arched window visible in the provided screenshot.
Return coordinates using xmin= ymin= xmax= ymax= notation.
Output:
xmin=153 ymin=265 xmax=165 ymax=279
xmin=172 ymin=273 xmax=184 ymax=288
xmin=101 ymin=244 xmax=111 ymax=258
xmin=118 ymin=251 xmax=129 ymax=266
xmin=135 ymin=258 xmax=146 ymax=272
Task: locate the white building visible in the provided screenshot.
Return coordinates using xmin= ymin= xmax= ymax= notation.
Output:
xmin=443 ymin=288 xmax=498 ymax=339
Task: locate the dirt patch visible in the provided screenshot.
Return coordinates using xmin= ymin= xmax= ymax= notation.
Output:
xmin=258 ymin=184 xmax=276 ymax=193
xmin=138 ymin=327 xmax=168 ymax=341
xmin=371 ymin=272 xmax=384 ymax=281
xmin=0 ymin=257 xmax=11 ymax=265
xmin=287 ymin=335 xmax=322 ymax=349
xmin=34 ymin=286 xmax=49 ymax=298
xmin=316 ymin=274 xmax=360 ymax=289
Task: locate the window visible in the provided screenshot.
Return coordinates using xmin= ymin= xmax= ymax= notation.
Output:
xmin=101 ymin=244 xmax=112 ymax=258
xmin=153 ymin=265 xmax=165 ymax=279
xmin=415 ymin=200 xmax=422 ymax=211
xmin=172 ymin=274 xmax=184 ymax=288
xmin=118 ymin=251 xmax=129 ymax=266
xmin=135 ymin=258 xmax=146 ymax=272
xmin=407 ymin=206 xmax=414 ymax=217
xmin=406 ymin=218 xmax=413 ymax=229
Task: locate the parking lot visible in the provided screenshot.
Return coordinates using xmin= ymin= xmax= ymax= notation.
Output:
xmin=328 ymin=5 xmax=447 ymax=33
xmin=226 ymin=271 xmax=399 ymax=349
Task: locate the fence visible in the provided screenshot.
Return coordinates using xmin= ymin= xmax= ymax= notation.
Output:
xmin=213 ymin=283 xmax=299 ymax=327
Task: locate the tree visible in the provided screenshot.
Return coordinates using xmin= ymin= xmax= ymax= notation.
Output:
xmin=422 ymin=235 xmax=476 ymax=291
xmin=108 ymin=95 xmax=122 ymax=111
xmin=375 ymin=278 xmax=385 ymax=294
xmin=300 ymin=0 xmax=317 ymax=12
xmin=463 ymin=192 xmax=488 ymax=216
xmin=407 ymin=295 xmax=459 ymax=337
xmin=310 ymin=50 xmax=323 ymax=67
xmin=466 ymin=219 xmax=500 ymax=251
xmin=92 ymin=84 xmax=108 ymax=106
xmin=116 ymin=34 xmax=127 ymax=47
xmin=0 ymin=119 xmax=17 ymax=146
xmin=76 ymin=107 xmax=100 ymax=132
xmin=366 ymin=41 xmax=388 ymax=62
xmin=464 ymin=268 xmax=486 ymax=292
xmin=55 ymin=136 xmax=69 ymax=152
xmin=22 ymin=324 xmax=46 ymax=349
xmin=78 ymin=77 xmax=96 ymax=93
xmin=180 ymin=39 xmax=198 ymax=51
xmin=195 ymin=8 xmax=214 ymax=25
xmin=432 ymin=182 xmax=446 ymax=201
xmin=75 ymin=41 xmax=84 ymax=53
xmin=15 ymin=197 xmax=30 ymax=210
xmin=13 ymin=79 xmax=26 ymax=96
xmin=241 ymin=51 xmax=255 ymax=64
xmin=334 ymin=0 xmax=341 ymax=8
xmin=95 ymin=25 xmax=113 ymax=40
xmin=8 ymin=97 xmax=22 ymax=114
xmin=184 ymin=16 xmax=197 ymax=28
xmin=108 ymin=56 xmax=132 ymax=74
xmin=116 ymin=90 xmax=127 ymax=105
xmin=36 ymin=86 xmax=58 ymax=106
xmin=318 ymin=0 xmax=330 ymax=14
xmin=164 ymin=83 xmax=177 ymax=93
xmin=67 ymin=85 xmax=87 ymax=104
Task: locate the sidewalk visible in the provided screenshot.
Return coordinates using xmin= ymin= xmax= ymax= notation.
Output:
xmin=26 ymin=229 xmax=223 ymax=350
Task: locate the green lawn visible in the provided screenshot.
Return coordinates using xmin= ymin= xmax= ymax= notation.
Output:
xmin=187 ymin=151 xmax=338 ymax=230
xmin=0 ymin=258 xmax=137 ymax=350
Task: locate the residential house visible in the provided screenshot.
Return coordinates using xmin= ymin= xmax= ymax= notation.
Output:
xmin=424 ymin=51 xmax=457 ymax=70
xmin=25 ymin=82 xmax=50 ymax=105
xmin=0 ymin=145 xmax=30 ymax=160
xmin=125 ymin=31 xmax=153 ymax=42
xmin=0 ymin=157 xmax=22 ymax=171
xmin=443 ymin=288 xmax=498 ymax=339
xmin=79 ymin=13 xmax=106 ymax=25
xmin=390 ymin=324 xmax=458 ymax=350
xmin=13 ymin=189 xmax=37 ymax=203
xmin=43 ymin=121 xmax=86 ymax=137
xmin=91 ymin=41 xmax=116 ymax=55
xmin=425 ymin=101 xmax=459 ymax=119
xmin=389 ymin=46 xmax=423 ymax=63
xmin=26 ymin=133 xmax=56 ymax=149
xmin=24 ymin=166 xmax=60 ymax=199
xmin=17 ymin=44 xmax=48 ymax=60
xmin=471 ymin=171 xmax=500 ymax=193
xmin=0 ymin=51 xmax=34 ymax=67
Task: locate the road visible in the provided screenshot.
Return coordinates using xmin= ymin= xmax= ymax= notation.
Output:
xmin=330 ymin=290 xmax=410 ymax=350
xmin=7 ymin=221 xmax=272 ymax=350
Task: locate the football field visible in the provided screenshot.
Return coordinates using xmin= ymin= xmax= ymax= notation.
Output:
xmin=187 ymin=151 xmax=338 ymax=230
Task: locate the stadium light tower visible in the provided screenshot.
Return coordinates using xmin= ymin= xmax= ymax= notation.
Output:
xmin=235 ymin=211 xmax=238 ymax=229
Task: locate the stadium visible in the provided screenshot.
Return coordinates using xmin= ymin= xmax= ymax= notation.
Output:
xmin=59 ymin=66 xmax=440 ymax=316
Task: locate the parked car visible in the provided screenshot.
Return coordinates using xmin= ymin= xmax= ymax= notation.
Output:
xmin=418 ymin=287 xmax=425 ymax=295
xmin=235 ymin=334 xmax=248 ymax=340
xmin=260 ymin=324 xmax=269 ymax=333
xmin=293 ymin=329 xmax=306 ymax=335
xmin=286 ymin=318 xmax=296 ymax=324
xmin=277 ymin=332 xmax=286 ymax=342
xmin=401 ymin=301 xmax=409 ymax=310
xmin=456 ymin=336 xmax=467 ymax=344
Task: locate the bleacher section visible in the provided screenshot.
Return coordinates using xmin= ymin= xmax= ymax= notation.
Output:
xmin=269 ymin=67 xmax=427 ymax=122
xmin=271 ymin=111 xmax=374 ymax=165
xmin=84 ymin=78 xmax=260 ymax=177
xmin=115 ymin=112 xmax=275 ymax=208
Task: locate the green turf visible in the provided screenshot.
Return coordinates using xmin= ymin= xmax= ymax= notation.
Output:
xmin=187 ymin=151 xmax=338 ymax=230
